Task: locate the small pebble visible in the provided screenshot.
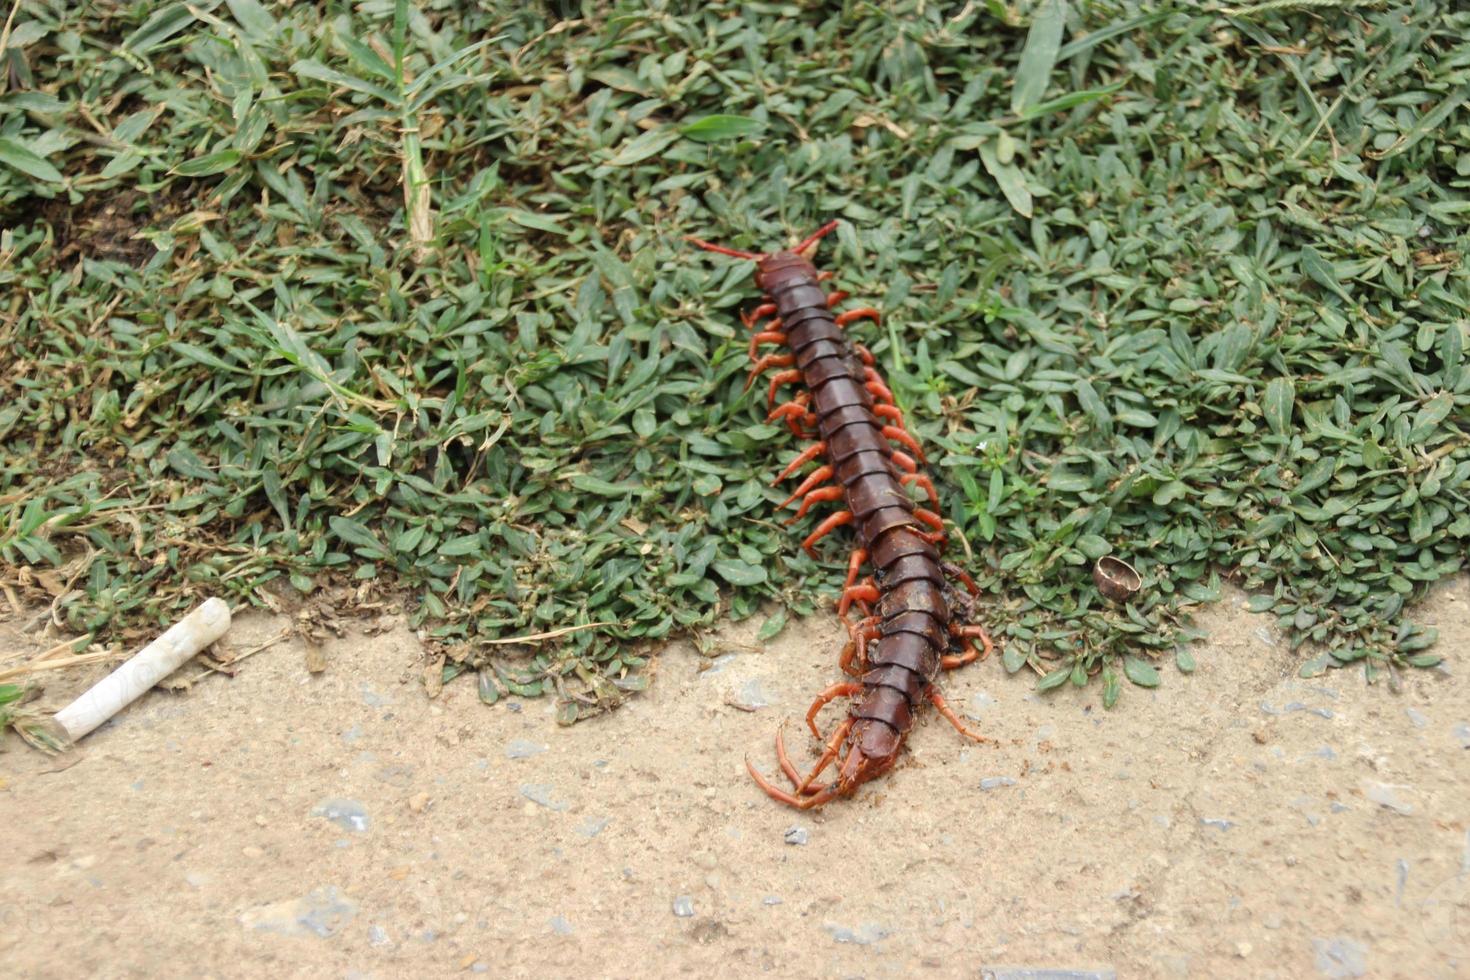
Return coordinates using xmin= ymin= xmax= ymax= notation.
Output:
xmin=549 ymin=915 xmax=573 ymax=936
xmin=763 ymin=896 xmax=783 ymax=906
xmin=672 ymin=896 xmax=695 ymax=918
xmin=784 ymin=826 xmax=809 ymax=846
xmin=1453 ymin=722 xmax=1470 ymax=749
xmin=407 ymin=792 xmax=430 ymax=814
xmin=1200 ymin=817 xmax=1235 ymax=831
xmin=242 ymin=846 xmax=264 ymax=859
xmin=1362 ymin=781 xmax=1413 ymax=815
xmin=311 ymin=798 xmax=370 ymax=832
xmin=518 ymin=784 xmax=569 ymax=812
xmin=505 ymin=739 xmax=546 ymax=760
xmin=1313 ymin=936 xmax=1368 ymax=978
xmin=1404 ymin=707 xmax=1429 ymax=729
xmin=576 ymin=816 xmax=610 ymax=838
xmin=980 ymin=776 xmax=1017 ymax=791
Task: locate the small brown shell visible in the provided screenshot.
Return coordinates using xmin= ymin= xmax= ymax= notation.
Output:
xmin=1093 ymin=556 xmax=1142 ymax=603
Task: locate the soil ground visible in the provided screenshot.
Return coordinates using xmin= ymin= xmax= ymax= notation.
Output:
xmin=2 ymin=580 xmax=1468 ymax=979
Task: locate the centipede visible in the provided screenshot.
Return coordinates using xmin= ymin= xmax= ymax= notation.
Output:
xmin=689 ymin=221 xmax=995 ymax=809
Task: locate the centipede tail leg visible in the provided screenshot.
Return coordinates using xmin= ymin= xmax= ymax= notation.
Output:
xmin=928 ymin=688 xmax=989 ymax=744
xmin=803 ymin=682 xmax=862 ymax=739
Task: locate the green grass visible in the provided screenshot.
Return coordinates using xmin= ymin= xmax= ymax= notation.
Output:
xmin=1 ymin=1 xmax=1466 ymax=718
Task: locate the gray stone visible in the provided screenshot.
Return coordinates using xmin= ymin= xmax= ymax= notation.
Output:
xmin=311 ymin=798 xmax=370 ymax=832
xmin=359 ymin=684 xmax=390 ymax=707
xmin=505 ymin=739 xmax=546 ymax=760
xmin=240 ymin=886 xmax=357 ymax=938
xmin=981 ymin=971 xmax=1116 ymax=980
xmin=734 ymin=678 xmax=775 ymax=710
xmin=981 ymin=777 xmax=1017 ymax=791
xmin=518 ymin=784 xmax=568 ymax=811
xmin=576 ymin=816 xmax=610 ymax=838
xmin=825 ymin=922 xmax=891 ymax=945
xmin=1312 ymin=936 xmax=1368 ymax=978
xmin=763 ymin=896 xmax=783 ymax=906
xmin=784 ymin=825 xmax=809 ymax=846
xmin=967 ymin=691 xmax=998 ymax=720
xmin=1453 ymin=722 xmax=1470 ymax=749
xmin=672 ymin=895 xmax=695 ymax=918
xmin=1200 ymin=818 xmax=1235 ymax=831
xmin=549 ymin=915 xmax=573 ymax=936
xmin=1405 ymin=707 xmax=1429 ymax=728
xmin=368 ymin=924 xmax=391 ymax=947
xmin=1362 ymin=781 xmax=1413 ymax=815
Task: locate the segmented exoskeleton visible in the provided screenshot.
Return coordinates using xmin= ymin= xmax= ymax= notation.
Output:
xmin=689 ymin=222 xmax=994 ymax=809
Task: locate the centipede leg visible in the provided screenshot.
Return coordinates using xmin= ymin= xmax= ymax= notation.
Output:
xmin=742 ymin=303 xmax=777 ymax=328
xmin=838 ymin=579 xmax=880 ymax=616
xmin=802 ymin=511 xmax=854 ymax=557
xmin=883 ymin=425 xmax=926 ymax=462
xmin=826 ymin=290 xmax=849 ymax=308
xmin=792 ymin=717 xmax=855 ymax=794
xmin=784 ymin=486 xmax=844 ymax=524
xmin=836 ymin=307 xmax=880 ymax=328
xmin=773 ymin=443 xmax=827 ymax=484
xmin=803 ymin=682 xmax=862 ymax=739
xmin=900 ymin=472 xmax=940 ymax=510
xmin=767 ymin=369 xmax=806 ymax=409
xmin=747 ymin=330 xmax=787 ymax=360
xmin=776 ymin=465 xmax=834 ymax=511
xmin=942 ymin=561 xmax=981 ymax=596
xmin=747 ymin=353 xmax=795 ymax=390
xmin=749 ymin=744 xmax=842 ymax=810
xmin=941 ymin=624 xmax=994 ymax=669
xmin=852 ymin=343 xmax=876 ymax=367
xmin=865 ymin=369 xmax=895 ymax=404
xmin=928 ymin=687 xmax=988 ymax=744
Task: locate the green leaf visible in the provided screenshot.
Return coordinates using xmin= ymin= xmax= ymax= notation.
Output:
xmin=1036 ymin=663 xmax=1072 ymax=692
xmin=0 ymin=138 xmax=63 ymax=182
xmin=1262 ymin=377 xmax=1295 ymax=436
xmin=1011 ymin=0 xmax=1068 ymax=115
xmin=172 ymin=149 xmax=242 ymax=177
xmin=606 ymin=128 xmax=680 ymax=166
xmin=1123 ymin=656 xmax=1159 ymax=688
xmin=979 ymin=140 xmax=1033 ymax=216
xmin=679 ymin=115 xmax=765 ymax=142
xmin=710 ymin=559 xmax=767 ymax=586
xmin=756 ymin=608 xmax=787 ymax=642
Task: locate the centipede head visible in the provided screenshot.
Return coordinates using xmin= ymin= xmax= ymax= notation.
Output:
xmin=685 ymin=220 xmax=841 ymax=291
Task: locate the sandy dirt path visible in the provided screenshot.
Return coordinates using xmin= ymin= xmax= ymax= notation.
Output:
xmin=2 ymin=579 xmax=1468 ymax=979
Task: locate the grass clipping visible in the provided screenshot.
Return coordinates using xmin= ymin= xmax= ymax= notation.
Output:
xmin=0 ymin=1 xmax=1467 ymax=717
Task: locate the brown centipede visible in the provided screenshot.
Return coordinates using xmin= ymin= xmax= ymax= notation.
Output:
xmin=689 ymin=221 xmax=995 ymax=809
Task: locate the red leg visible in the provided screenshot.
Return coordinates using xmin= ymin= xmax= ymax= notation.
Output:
xmin=840 ymin=547 xmax=867 ymax=592
xmin=874 ymin=404 xmax=904 ymax=426
xmin=747 ymin=330 xmax=787 ymax=360
xmin=804 ymin=682 xmax=862 ymax=739
xmin=901 ymin=472 xmax=940 ymax=510
xmin=802 ymin=510 xmax=853 ymax=556
xmin=865 ymin=371 xmax=895 ymax=403
xmin=941 ymin=624 xmax=994 ymax=669
xmin=769 ymin=400 xmax=815 ymax=438
xmin=882 ymin=425 xmax=926 ymax=462
xmin=836 ymin=307 xmax=880 ymax=328
xmin=776 ymin=465 xmax=834 ymax=511
xmin=742 ymin=302 xmax=777 ymax=328
xmin=767 ymin=369 xmax=805 ymax=408
xmin=928 ymin=687 xmax=988 ymax=743
xmin=773 ymin=443 xmax=827 ymax=484
xmin=815 ymin=270 xmax=835 ymax=282
xmin=746 ymin=352 xmax=795 ymax=389
xmin=942 ymin=561 xmax=980 ymax=596
xmin=914 ymin=508 xmax=944 ymax=534
xmin=784 ymin=486 xmax=844 ymax=524
xmin=826 ymin=290 xmax=849 ymax=308
xmin=838 ymin=581 xmax=880 ymax=617
xmin=891 ymin=451 xmax=917 ymax=474
xmin=852 ymin=343 xmax=876 ymax=367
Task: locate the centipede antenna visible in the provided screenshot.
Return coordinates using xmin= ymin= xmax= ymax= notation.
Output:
xmin=684 ymin=235 xmax=762 ymax=261
xmin=792 ymin=219 xmax=841 ymax=257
